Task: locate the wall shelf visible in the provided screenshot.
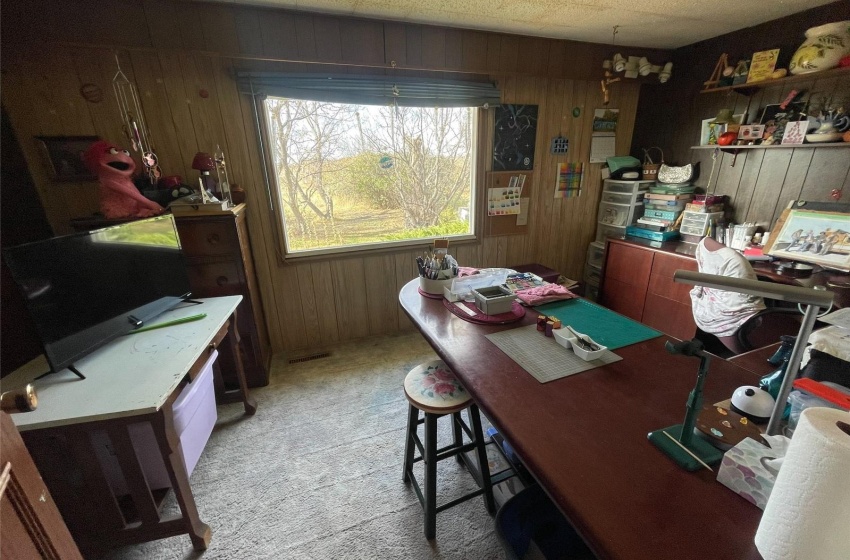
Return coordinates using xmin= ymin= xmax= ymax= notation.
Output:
xmin=701 ymin=66 xmax=850 ymax=95
xmin=691 ymin=143 xmax=849 ymax=150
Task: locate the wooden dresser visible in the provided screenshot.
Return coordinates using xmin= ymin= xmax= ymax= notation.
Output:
xmin=599 ymin=238 xmax=699 ymax=341
xmin=174 ymin=204 xmax=271 ymax=387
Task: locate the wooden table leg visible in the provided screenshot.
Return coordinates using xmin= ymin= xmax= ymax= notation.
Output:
xmin=152 ymin=407 xmax=211 ymax=551
xmin=226 ymin=310 xmax=258 ymax=416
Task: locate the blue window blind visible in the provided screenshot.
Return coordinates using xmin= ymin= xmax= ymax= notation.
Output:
xmin=236 ymin=72 xmax=500 ymax=108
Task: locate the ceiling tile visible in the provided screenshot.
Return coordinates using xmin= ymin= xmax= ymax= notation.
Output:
xmin=223 ymin=0 xmax=840 ymax=49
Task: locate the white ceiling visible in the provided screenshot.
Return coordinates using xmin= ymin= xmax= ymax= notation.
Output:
xmin=212 ymin=0 xmax=835 ymax=48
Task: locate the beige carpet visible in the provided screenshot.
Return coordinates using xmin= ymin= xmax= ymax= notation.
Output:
xmin=104 ymin=332 xmax=507 ymax=560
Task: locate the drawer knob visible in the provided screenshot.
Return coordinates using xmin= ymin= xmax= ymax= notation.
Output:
xmin=216 ymin=275 xmax=228 ymax=286
xmin=207 ymin=233 xmax=220 ymax=245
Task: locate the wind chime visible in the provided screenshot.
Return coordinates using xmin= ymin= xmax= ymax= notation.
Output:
xmin=112 ymin=55 xmax=162 ymax=185
xmin=601 ymin=26 xmax=621 ymax=106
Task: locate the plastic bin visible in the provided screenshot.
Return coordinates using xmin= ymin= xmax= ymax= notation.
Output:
xmin=495 ymin=484 xmax=595 ymax=560
xmin=788 ymin=384 xmax=850 ymax=430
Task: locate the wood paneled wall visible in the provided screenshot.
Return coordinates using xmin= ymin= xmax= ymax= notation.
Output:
xmin=631 ymin=1 xmax=850 ymax=229
xmin=1 ymin=0 xmax=656 ymax=356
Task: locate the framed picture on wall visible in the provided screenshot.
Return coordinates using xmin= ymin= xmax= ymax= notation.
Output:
xmin=35 ymin=135 xmax=99 ymax=182
xmin=764 ymin=208 xmax=850 ymax=272
xmin=493 ymin=105 xmax=538 ymax=171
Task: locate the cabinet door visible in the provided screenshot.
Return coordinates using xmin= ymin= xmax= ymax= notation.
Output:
xmin=648 ymin=252 xmax=698 ymax=305
xmin=600 ymin=241 xmax=653 ymax=320
xmin=643 ymin=252 xmax=698 ymax=339
xmin=641 ymin=292 xmax=697 ymax=341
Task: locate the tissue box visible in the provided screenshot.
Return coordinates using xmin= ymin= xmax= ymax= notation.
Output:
xmin=716 ymin=437 xmax=777 ymax=510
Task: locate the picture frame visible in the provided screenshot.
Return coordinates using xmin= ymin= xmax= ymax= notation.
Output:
xmin=746 ymin=49 xmax=779 ymax=83
xmin=738 ymin=124 xmax=766 ymax=143
xmin=781 ymin=120 xmax=806 ymax=145
xmin=764 ymin=208 xmax=850 ymax=272
xmin=700 ymin=114 xmax=744 ymax=145
xmin=758 ymin=102 xmax=806 ymax=125
xmin=36 ymin=135 xmax=99 ymax=182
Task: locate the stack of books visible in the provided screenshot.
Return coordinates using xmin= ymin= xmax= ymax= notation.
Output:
xmin=635 ymin=191 xmax=693 ymax=233
xmin=684 ymin=194 xmax=726 ymax=214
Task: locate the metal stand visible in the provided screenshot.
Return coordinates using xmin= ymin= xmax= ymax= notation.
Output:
xmin=35 ymin=364 xmax=86 ymax=381
xmin=648 ymin=339 xmax=722 ymax=471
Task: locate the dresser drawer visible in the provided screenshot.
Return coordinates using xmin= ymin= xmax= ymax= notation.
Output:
xmin=177 ymin=220 xmax=240 ymax=257
xmin=186 ymin=260 xmax=245 ymax=297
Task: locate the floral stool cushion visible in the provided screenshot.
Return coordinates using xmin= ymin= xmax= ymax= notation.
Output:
xmin=404 ymin=360 xmax=471 ymax=414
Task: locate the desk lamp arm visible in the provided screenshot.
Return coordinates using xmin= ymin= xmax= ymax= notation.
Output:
xmin=673 ymin=270 xmax=833 ymax=436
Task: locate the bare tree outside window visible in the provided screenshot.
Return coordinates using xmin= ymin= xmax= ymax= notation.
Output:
xmin=264 ymin=97 xmax=475 ymax=253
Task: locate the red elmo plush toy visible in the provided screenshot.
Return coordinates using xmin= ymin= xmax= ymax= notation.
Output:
xmin=83 ymin=140 xmax=164 ymax=219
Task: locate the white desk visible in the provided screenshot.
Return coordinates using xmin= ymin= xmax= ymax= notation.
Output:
xmin=5 ymin=296 xmax=256 ymax=553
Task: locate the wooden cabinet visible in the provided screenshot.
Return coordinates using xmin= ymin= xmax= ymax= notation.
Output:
xmin=600 ymin=239 xmax=698 ymax=341
xmin=175 ymin=204 xmax=270 ymax=387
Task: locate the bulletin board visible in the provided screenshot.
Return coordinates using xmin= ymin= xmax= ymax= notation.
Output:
xmin=485 ymin=170 xmax=533 ymax=237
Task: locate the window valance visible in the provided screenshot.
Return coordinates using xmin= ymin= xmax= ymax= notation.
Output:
xmin=235 ymin=72 xmax=500 ymax=108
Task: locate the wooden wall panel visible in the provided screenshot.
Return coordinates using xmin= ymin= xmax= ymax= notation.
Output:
xmin=631 ymin=0 xmax=850 ymax=230
xmin=1 ymin=0 xmax=652 ymax=357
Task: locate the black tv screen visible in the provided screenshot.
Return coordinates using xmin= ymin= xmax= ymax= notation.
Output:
xmin=3 ymin=215 xmax=191 ymax=374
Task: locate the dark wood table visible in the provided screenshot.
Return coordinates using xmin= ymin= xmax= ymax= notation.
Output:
xmin=399 ymin=280 xmax=766 ymax=560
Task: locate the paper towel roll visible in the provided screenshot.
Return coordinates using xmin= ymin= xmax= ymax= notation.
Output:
xmin=755 ymin=407 xmax=850 ymax=560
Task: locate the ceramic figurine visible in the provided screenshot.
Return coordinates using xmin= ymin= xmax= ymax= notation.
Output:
xmin=789 ymin=21 xmax=850 ymax=75
xmin=83 ymin=140 xmax=164 ymax=219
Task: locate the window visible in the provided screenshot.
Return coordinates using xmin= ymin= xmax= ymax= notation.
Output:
xmin=263 ymin=98 xmax=478 ymax=255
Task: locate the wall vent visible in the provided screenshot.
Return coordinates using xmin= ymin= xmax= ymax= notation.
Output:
xmin=288 ymin=352 xmax=331 ymax=364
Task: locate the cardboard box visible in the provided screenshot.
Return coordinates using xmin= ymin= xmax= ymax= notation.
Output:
xmin=716 ymin=437 xmax=778 ymax=509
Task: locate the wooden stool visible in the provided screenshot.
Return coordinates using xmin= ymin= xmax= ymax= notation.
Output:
xmin=402 ymin=360 xmax=496 ymax=539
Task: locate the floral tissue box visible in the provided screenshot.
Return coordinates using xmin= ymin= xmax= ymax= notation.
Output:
xmin=716 ymin=437 xmax=779 ymax=510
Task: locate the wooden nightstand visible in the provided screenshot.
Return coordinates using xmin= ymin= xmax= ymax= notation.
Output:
xmin=174 ymin=204 xmax=271 ymax=387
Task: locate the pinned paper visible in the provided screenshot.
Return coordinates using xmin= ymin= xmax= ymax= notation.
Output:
xmin=488 ymin=175 xmax=524 ymax=216
xmin=554 ymin=163 xmax=584 ymax=198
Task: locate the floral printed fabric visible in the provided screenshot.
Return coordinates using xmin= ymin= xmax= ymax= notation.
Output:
xmin=690 ymin=238 xmax=766 ymax=337
xmin=405 ymin=361 xmax=469 ymax=409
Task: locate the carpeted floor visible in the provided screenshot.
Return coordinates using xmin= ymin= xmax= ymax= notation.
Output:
xmin=104 ymin=332 xmax=508 ymax=560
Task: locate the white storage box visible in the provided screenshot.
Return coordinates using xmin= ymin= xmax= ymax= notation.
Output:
xmin=92 ymin=350 xmax=219 ymax=496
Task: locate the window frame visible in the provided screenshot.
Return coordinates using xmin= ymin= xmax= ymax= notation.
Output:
xmin=256 ymin=97 xmax=485 ymax=261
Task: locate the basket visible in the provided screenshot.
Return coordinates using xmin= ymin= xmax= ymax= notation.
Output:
xmin=642 ymin=147 xmax=664 ymax=180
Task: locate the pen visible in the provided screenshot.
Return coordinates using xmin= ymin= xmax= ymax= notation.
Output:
xmin=126 ymin=313 xmax=207 ymax=334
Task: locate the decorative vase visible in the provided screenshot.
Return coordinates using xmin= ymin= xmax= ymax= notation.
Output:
xmin=789 ymin=21 xmax=850 ymax=75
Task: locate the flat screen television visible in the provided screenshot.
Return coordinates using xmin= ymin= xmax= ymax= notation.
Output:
xmin=2 ymin=214 xmax=192 ymax=376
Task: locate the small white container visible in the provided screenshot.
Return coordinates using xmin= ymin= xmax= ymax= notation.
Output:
xmin=560 ymin=327 xmax=606 ymax=361
xmin=553 ymin=327 xmax=573 ymax=349
xmin=472 ymin=285 xmax=515 ymax=315
xmin=419 ymin=276 xmax=454 ymax=295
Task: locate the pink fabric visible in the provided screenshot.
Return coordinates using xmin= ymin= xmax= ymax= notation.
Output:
xmin=458 ymin=267 xmax=479 ymax=277
xmin=515 ymin=284 xmax=577 ymax=306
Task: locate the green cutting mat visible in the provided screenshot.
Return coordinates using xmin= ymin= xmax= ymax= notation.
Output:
xmin=534 ymin=299 xmax=661 ymax=350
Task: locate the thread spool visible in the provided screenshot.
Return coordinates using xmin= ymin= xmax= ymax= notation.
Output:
xmin=0 ymin=384 xmax=38 ymax=413
xmin=545 ymin=321 xmax=555 ymax=337
xmin=537 ymin=315 xmax=547 ymax=331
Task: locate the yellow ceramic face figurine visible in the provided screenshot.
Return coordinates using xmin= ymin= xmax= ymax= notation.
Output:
xmin=789 ymin=21 xmax=850 ymax=75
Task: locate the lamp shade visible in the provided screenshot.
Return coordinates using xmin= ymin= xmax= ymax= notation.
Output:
xmin=711 ymin=109 xmax=735 ymax=124
xmin=191 ymin=152 xmax=215 ymax=171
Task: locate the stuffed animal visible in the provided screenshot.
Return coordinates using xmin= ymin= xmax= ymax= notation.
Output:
xmin=83 ymin=140 xmax=164 ymax=219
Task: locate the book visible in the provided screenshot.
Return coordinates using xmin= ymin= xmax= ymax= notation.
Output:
xmin=632 ymin=222 xmax=667 ymax=232
xmin=645 ymin=200 xmax=687 ymax=211
xmin=638 ymin=217 xmax=674 ymax=226
xmin=169 ymin=201 xmax=231 ymax=216
xmin=645 ymin=193 xmax=694 ymax=201
xmin=644 ymin=208 xmax=681 ymax=220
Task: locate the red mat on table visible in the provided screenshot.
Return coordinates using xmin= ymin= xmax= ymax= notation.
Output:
xmin=442 ymin=299 xmax=526 ymax=325
xmin=418 ymin=288 xmax=444 ymax=299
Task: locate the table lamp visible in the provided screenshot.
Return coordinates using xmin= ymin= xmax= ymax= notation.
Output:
xmin=673 ymin=271 xmax=834 ymax=436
